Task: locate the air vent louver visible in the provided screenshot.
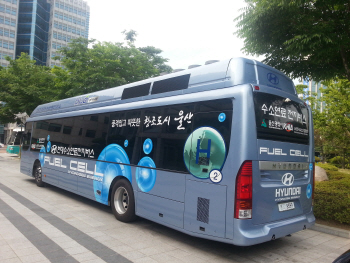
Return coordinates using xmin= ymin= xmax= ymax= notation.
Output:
xmin=121 ymin=83 xmax=151 ymax=100
xmin=151 ymin=74 xmax=190 ymax=95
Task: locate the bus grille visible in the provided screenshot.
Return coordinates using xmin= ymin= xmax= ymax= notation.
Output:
xmin=197 ymin=197 xmax=210 ymax=224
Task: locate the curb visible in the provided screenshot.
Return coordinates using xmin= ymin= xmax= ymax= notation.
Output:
xmin=310 ymin=223 xmax=350 ymax=239
xmin=0 ymin=152 xmax=20 ymax=160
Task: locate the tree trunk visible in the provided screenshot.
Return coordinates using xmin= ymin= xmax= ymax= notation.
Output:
xmin=340 ymin=47 xmax=350 ymax=82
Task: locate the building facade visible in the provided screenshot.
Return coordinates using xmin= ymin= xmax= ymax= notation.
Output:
xmin=301 ymin=79 xmax=327 ymax=112
xmin=0 ymin=0 xmax=89 ymax=67
xmin=47 ymin=0 xmax=90 ymax=67
xmin=16 ymin=0 xmax=51 ymax=65
xmin=2 ymin=112 xmax=26 ymax=145
xmin=0 ymin=0 xmax=89 ymax=145
xmin=0 ymin=0 xmax=18 ymax=67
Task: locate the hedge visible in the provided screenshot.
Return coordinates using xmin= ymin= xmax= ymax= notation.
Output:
xmin=329 ymin=156 xmax=350 ymax=168
xmin=316 ymin=163 xmax=338 ymax=171
xmin=325 ymin=170 xmax=347 ymax=180
xmin=313 ymin=168 xmax=350 ymax=225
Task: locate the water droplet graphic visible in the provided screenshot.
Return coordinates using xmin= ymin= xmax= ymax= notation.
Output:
xmin=143 ymin=138 xmax=153 ymax=154
xmin=218 ymin=113 xmax=226 ymax=122
xmin=94 ymin=144 xmax=132 ymax=202
xmin=183 ymin=127 xmax=226 ymax=179
xmin=39 ymin=146 xmax=46 ymax=167
xmin=306 ymin=184 xmax=312 ymax=199
xmin=46 ymin=141 xmax=51 ymax=153
xmin=136 ymin=157 xmax=157 ymax=192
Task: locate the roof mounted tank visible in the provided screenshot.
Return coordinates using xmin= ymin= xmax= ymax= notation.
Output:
xmin=205 ymin=60 xmax=219 ymax=65
xmin=173 ymin=69 xmax=185 ymax=73
xmin=188 ymin=64 xmax=201 ymax=69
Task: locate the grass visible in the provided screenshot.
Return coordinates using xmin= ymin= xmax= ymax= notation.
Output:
xmin=339 ymin=168 xmax=350 ymax=175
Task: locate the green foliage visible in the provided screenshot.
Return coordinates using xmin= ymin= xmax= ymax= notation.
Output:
xmin=235 ymin=0 xmax=350 ymax=81
xmin=325 ymin=170 xmax=347 ymax=180
xmin=0 ymin=53 xmax=57 ymax=123
xmin=312 ymin=79 xmax=350 ymax=168
xmin=295 ymin=84 xmax=307 ymax=98
xmin=316 ymin=163 xmax=338 ymax=171
xmin=315 ymin=156 xmax=321 ymax=162
xmin=329 ymin=156 xmax=350 ymax=168
xmin=314 ymin=171 xmax=350 ymax=224
xmin=0 ymin=32 xmax=172 ymax=121
xmin=56 ymin=37 xmax=172 ymax=97
xmin=122 ymin=29 xmax=137 ymax=43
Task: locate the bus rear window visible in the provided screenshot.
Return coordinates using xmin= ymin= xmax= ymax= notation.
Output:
xmin=254 ymin=92 xmax=309 ymax=145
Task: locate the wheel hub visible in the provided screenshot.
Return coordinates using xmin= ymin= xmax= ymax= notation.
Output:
xmin=114 ymin=187 xmax=129 ymax=214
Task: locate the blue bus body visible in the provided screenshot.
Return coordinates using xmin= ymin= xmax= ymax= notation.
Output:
xmin=20 ymin=58 xmax=315 ymax=246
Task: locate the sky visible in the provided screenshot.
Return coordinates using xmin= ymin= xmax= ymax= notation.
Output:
xmin=85 ymin=0 xmax=261 ymax=70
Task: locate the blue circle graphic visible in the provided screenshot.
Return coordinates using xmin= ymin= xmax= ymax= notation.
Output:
xmin=218 ymin=113 xmax=226 ymax=122
xmin=306 ymin=184 xmax=312 ymax=199
xmin=46 ymin=141 xmax=51 ymax=153
xmin=143 ymin=138 xmax=153 ymax=155
xmin=124 ymin=140 xmax=128 ymax=147
xmin=136 ymin=157 xmax=157 ymax=192
xmin=94 ymin=144 xmax=132 ymax=202
xmin=309 ymin=163 xmax=313 ymax=170
xmin=47 ymin=135 xmax=50 ymax=141
xmin=39 ymin=146 xmax=46 ymax=167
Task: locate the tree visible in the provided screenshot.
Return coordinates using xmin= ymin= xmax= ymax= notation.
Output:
xmin=57 ymin=35 xmax=172 ymax=97
xmin=295 ymin=84 xmax=307 ymax=98
xmin=235 ymin=0 xmax=350 ymax=82
xmin=313 ymin=79 xmax=350 ymax=167
xmin=122 ymin=29 xmax=137 ymax=44
xmin=0 ymin=32 xmax=172 ymax=122
xmin=138 ymin=46 xmax=173 ymax=75
xmin=0 ymin=53 xmax=57 ymax=123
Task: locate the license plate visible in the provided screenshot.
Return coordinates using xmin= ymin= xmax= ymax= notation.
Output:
xmin=278 ymin=202 xmax=295 ymax=212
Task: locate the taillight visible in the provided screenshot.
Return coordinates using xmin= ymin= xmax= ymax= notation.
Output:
xmin=234 ymin=161 xmax=253 ymax=219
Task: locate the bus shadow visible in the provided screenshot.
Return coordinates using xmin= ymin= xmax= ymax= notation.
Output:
xmin=133 ymin=218 xmax=297 ymax=260
xmin=24 ymin=178 xmax=112 ymax=214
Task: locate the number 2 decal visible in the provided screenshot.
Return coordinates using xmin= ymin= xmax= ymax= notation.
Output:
xmin=210 ymin=170 xmax=222 ymax=183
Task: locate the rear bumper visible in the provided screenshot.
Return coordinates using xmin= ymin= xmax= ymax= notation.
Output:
xmin=232 ymin=210 xmax=315 ymax=246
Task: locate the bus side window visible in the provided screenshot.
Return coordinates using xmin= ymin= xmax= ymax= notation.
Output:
xmin=71 ymin=114 xmax=109 ymax=159
xmin=141 ymin=104 xmax=193 ymax=172
xmin=108 ymin=110 xmax=142 ymax=164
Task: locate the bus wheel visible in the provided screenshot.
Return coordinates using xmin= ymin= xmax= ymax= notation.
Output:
xmin=34 ymin=165 xmax=45 ymax=187
xmin=111 ymin=179 xmax=136 ymax=222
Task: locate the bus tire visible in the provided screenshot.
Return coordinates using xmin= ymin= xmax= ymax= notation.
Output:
xmin=111 ymin=179 xmax=136 ymax=222
xmin=34 ymin=164 xmax=45 ymax=187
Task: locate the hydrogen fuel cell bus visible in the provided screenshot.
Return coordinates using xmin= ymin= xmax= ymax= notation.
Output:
xmin=20 ymin=57 xmax=315 ymax=246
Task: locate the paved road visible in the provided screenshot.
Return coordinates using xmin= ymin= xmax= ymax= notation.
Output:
xmin=0 ymin=153 xmax=349 ymax=263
